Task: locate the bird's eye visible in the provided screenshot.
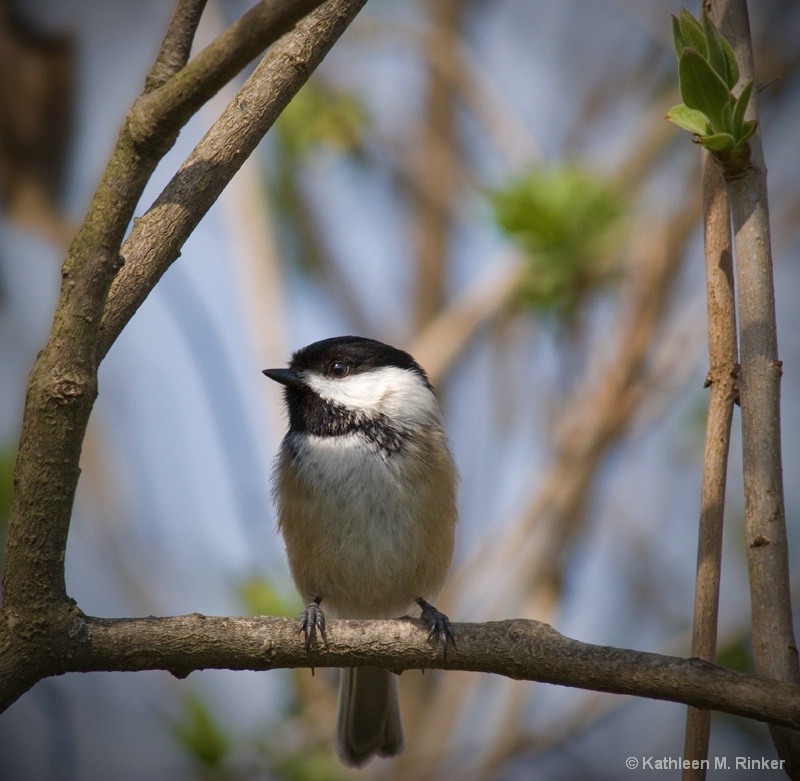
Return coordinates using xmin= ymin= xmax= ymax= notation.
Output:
xmin=329 ymin=361 xmax=349 ymax=378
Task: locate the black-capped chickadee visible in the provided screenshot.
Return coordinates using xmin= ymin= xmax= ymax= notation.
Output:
xmin=263 ymin=336 xmax=457 ymax=767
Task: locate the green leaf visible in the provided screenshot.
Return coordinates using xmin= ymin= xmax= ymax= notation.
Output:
xmin=737 ymin=119 xmax=758 ymax=147
xmin=732 ymin=79 xmax=753 ymax=138
xmin=720 ymin=33 xmax=739 ymax=88
xmin=679 ymin=9 xmax=707 ymax=57
xmin=702 ymin=10 xmax=728 ymax=83
xmin=666 ymin=104 xmax=710 ymax=135
xmin=722 ymin=102 xmax=733 ymax=135
xmin=698 ymin=132 xmax=735 ymax=152
xmin=278 ymin=747 xmax=350 ymax=781
xmin=671 ymin=15 xmax=685 ymax=60
xmin=679 ymin=47 xmax=732 ymax=133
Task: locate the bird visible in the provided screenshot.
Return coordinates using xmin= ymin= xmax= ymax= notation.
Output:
xmin=263 ymin=335 xmax=457 ymax=766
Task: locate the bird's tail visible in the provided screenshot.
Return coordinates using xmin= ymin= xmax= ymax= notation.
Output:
xmin=336 ymin=667 xmax=404 ymax=766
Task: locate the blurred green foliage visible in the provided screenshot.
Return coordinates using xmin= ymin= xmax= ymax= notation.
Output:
xmin=173 ymin=695 xmax=231 ymax=770
xmin=490 ymin=164 xmax=625 ymax=318
xmin=275 ymin=78 xmax=367 ymax=162
xmin=271 ymin=78 xmax=368 ymax=274
xmin=274 ymin=745 xmax=350 ymax=781
xmin=716 ymin=635 xmax=754 ymax=674
xmin=236 ymin=575 xmax=301 ymax=618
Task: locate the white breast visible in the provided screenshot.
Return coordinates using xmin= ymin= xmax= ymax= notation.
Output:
xmin=277 ymin=428 xmax=454 ymax=619
xmin=294 ymin=432 xmax=418 ymax=566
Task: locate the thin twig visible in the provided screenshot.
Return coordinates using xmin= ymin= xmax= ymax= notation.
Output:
xmin=145 ymin=0 xmax=208 ymax=92
xmin=682 ymin=148 xmax=738 ymax=781
xmin=131 ymin=0 xmax=329 ymax=143
xmin=410 ymin=255 xmax=524 ymax=387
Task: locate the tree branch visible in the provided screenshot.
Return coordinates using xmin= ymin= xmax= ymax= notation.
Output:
xmin=1 ymin=614 xmax=796 ymax=731
xmin=0 ymin=0 xmax=369 ymax=721
xmin=713 ymin=0 xmax=800 ymax=774
xmin=131 ymin=0 xmax=329 ymax=143
xmin=1 ymin=1 xmax=202 ymax=614
xmin=145 ymin=0 xmax=208 ymax=92
xmin=410 ymin=259 xmax=524 ymax=387
xmin=98 ymin=0 xmax=369 ymax=360
xmin=682 ymin=143 xmax=738 ymax=778
xmin=1 ymin=0 xmax=339 ymax=616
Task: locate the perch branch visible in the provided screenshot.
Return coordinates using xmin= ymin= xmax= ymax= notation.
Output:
xmin=2 ymin=614 xmax=797 ymax=732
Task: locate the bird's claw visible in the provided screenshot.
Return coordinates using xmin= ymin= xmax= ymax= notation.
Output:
xmin=416 ymin=598 xmax=456 ymax=660
xmin=299 ymin=599 xmax=327 ymax=651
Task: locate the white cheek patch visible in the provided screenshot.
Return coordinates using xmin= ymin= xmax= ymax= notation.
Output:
xmin=302 ymin=366 xmax=442 ymax=428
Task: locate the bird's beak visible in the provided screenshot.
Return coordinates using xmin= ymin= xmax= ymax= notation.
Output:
xmin=262 ymin=368 xmax=305 ymax=388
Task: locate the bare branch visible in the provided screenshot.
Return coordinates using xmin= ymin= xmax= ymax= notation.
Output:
xmin=410 ymin=257 xmax=524 ymax=387
xmin=145 ymin=0 xmax=208 ymax=92
xmin=98 ymin=0 xmax=369 ymax=360
xmin=0 ymin=0 xmax=358 ymax=617
xmin=0 ymin=0 xmax=369 ymax=723
xmin=682 ymin=150 xmax=738 ymax=778
xmin=2 ymin=614 xmax=794 ymax=732
xmin=132 ymin=0 xmax=329 ymax=143
xmin=712 ymin=0 xmax=800 ymax=772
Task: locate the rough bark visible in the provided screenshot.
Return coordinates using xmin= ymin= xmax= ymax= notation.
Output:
xmin=3 ymin=613 xmax=800 ymax=733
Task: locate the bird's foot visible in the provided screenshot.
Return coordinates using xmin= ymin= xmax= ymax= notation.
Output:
xmin=299 ymin=597 xmax=327 ymax=651
xmin=416 ymin=598 xmax=456 ymax=660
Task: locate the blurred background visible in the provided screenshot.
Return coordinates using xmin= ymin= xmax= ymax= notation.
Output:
xmin=1 ymin=0 xmax=799 ymax=778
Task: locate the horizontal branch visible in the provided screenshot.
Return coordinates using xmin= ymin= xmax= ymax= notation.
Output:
xmin=43 ymin=614 xmax=800 ymax=730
